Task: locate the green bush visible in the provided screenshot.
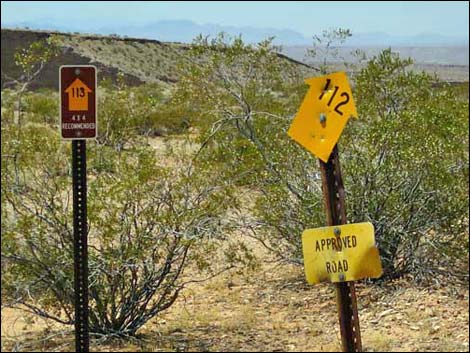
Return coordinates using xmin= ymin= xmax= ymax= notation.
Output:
xmin=343 ymin=49 xmax=469 ymax=279
xmin=23 ymin=90 xmax=58 ymax=125
xmin=2 ymin=63 xmax=251 ymax=335
xmin=176 ymin=35 xmax=469 ymax=281
xmin=1 ymin=126 xmax=246 ymax=335
xmin=140 ymin=105 xmax=191 ymax=136
xmin=97 ymin=78 xmax=192 ymax=149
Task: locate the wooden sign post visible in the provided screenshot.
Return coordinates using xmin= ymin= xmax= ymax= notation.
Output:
xmin=60 ymin=65 xmax=97 ymax=352
xmin=288 ymin=72 xmax=382 ymax=352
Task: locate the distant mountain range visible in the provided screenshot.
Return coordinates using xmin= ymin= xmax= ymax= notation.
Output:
xmin=2 ymin=19 xmax=468 ymax=47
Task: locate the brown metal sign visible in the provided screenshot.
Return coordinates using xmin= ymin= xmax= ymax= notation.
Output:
xmin=60 ymin=65 xmax=97 ymax=139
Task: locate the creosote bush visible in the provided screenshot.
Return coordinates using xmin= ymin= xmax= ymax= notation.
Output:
xmin=1 ymin=116 xmax=249 ymax=335
xmin=176 ymin=33 xmax=469 ymax=281
xmin=343 ymin=49 xmax=469 ymax=280
xmin=98 ymin=75 xmax=193 ymax=151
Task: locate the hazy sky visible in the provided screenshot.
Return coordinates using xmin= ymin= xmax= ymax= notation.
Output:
xmin=1 ymin=1 xmax=469 ymax=38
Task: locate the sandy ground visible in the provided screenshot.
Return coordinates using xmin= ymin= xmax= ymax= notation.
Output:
xmin=2 ymin=258 xmax=468 ymax=352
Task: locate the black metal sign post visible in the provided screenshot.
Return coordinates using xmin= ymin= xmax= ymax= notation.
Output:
xmin=60 ymin=65 xmax=96 ymax=352
xmin=72 ymin=139 xmax=89 ymax=352
xmin=319 ymin=145 xmax=362 ymax=352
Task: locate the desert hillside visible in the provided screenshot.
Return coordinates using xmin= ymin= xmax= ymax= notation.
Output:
xmin=1 ymin=28 xmax=312 ymax=90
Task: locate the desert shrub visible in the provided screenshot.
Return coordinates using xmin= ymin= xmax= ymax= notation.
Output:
xmin=97 ymin=74 xmax=154 ymax=149
xmin=140 ymin=105 xmax=192 ymax=136
xmin=13 ymin=36 xmax=60 ymax=85
xmin=306 ymin=27 xmax=353 ymax=73
xmin=2 ymin=36 xmax=60 ymax=133
xmin=448 ymin=82 xmax=469 ymax=100
xmin=23 ymin=90 xmax=58 ymax=125
xmin=132 ymin=83 xmax=192 ymax=135
xmin=173 ymin=33 xmax=308 ymax=184
xmin=176 ymin=34 xmax=469 ymax=281
xmin=342 ymin=49 xmax=469 ymax=279
xmin=98 ymin=77 xmax=192 ymax=149
xmin=1 ymin=122 xmax=245 ymax=335
xmin=1 ymin=89 xmax=17 ymax=107
xmin=1 ymin=63 xmax=249 ymax=334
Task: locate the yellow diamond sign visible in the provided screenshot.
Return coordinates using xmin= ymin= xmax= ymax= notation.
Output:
xmin=288 ymin=71 xmax=357 ymax=162
xmin=302 ymin=222 xmax=382 ymax=284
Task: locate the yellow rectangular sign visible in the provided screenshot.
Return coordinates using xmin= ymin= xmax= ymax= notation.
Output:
xmin=287 ymin=72 xmax=357 ymax=162
xmin=302 ymin=222 xmax=382 ymax=284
